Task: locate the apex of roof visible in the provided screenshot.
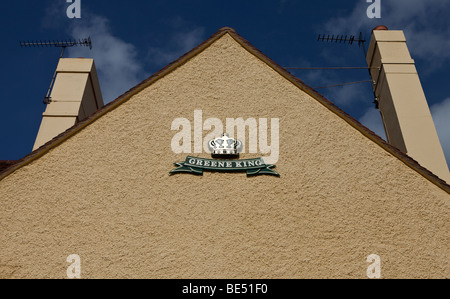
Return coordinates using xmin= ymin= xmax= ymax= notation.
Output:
xmin=1 ymin=26 xmax=449 ymax=193
xmin=218 ymin=27 xmax=236 ymax=33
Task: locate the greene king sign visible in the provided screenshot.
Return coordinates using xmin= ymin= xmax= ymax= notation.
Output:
xmin=170 ymin=156 xmax=279 ymax=177
xmin=170 ymin=133 xmax=280 ymax=177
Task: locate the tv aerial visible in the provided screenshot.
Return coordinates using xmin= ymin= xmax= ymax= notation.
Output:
xmin=317 ymin=32 xmax=367 ymax=57
xmin=19 ymin=37 xmax=92 ymax=104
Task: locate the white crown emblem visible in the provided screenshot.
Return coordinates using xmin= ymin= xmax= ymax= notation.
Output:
xmin=208 ymin=133 xmax=242 ymax=157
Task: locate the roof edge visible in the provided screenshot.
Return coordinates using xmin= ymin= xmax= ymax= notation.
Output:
xmin=0 ymin=160 xmax=17 ymax=173
xmin=1 ymin=27 xmax=449 ymax=194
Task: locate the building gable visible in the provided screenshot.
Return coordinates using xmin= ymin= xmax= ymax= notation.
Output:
xmin=0 ymin=27 xmax=448 ymax=278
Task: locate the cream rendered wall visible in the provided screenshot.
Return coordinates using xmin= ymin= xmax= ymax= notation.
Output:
xmin=0 ymin=33 xmax=448 ymax=279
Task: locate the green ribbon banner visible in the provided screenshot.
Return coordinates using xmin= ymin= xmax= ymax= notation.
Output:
xmin=170 ymin=156 xmax=280 ymax=177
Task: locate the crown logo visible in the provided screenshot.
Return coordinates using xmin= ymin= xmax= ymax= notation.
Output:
xmin=208 ymin=133 xmax=242 ymax=158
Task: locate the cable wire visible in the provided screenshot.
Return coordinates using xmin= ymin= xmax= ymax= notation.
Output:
xmin=312 ymin=80 xmax=372 ymax=89
xmin=285 ymin=66 xmax=379 ymax=70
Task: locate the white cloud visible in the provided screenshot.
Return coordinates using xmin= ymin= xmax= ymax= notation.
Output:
xmin=323 ymin=0 xmax=450 ymax=70
xmin=431 ymin=98 xmax=450 ymax=170
xmin=322 ymin=83 xmax=370 ymax=107
xmin=147 ymin=26 xmax=205 ymax=68
xmin=42 ymin=5 xmax=204 ymax=104
xmin=67 ymin=15 xmax=145 ymax=103
xmin=359 ymin=107 xmax=386 ymax=140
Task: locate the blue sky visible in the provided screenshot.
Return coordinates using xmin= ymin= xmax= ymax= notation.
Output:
xmin=0 ymin=0 xmax=449 ymax=170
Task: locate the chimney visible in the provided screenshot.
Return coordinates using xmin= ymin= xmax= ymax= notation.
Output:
xmin=366 ymin=26 xmax=450 ymax=183
xmin=33 ymin=58 xmax=104 ymax=151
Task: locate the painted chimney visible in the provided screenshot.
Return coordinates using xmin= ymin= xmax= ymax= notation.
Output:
xmin=366 ymin=26 xmax=450 ymax=183
xmin=33 ymin=58 xmax=104 ymax=151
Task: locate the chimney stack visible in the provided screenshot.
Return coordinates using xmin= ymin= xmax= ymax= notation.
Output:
xmin=33 ymin=58 xmax=104 ymax=151
xmin=366 ymin=26 xmax=450 ymax=183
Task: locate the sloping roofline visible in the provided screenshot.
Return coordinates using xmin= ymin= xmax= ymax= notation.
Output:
xmin=0 ymin=160 xmax=16 ymax=172
xmin=1 ymin=27 xmax=449 ymax=194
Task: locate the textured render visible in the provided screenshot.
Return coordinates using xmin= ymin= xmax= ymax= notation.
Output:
xmin=0 ymin=33 xmax=449 ymax=279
